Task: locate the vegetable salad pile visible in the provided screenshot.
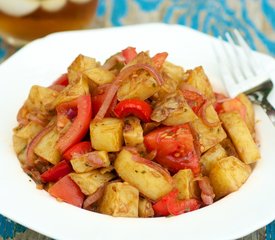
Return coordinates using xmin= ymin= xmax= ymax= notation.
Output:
xmin=13 ymin=47 xmax=260 ymax=217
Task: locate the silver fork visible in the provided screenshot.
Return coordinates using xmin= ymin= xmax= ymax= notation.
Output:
xmin=214 ymin=29 xmax=275 ymax=124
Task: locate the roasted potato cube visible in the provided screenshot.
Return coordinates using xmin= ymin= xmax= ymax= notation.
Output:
xmin=13 ymin=121 xmax=43 ymax=140
xmin=13 ymin=121 xmax=43 ymax=154
xmin=117 ymin=73 xmax=159 ymax=101
xmin=123 ymin=117 xmax=144 ymax=147
xmin=70 ymin=170 xmax=115 ymax=195
xmin=17 ymin=148 xmax=27 ymax=165
xmin=200 ymin=144 xmax=228 ymax=175
xmin=13 ymin=135 xmax=27 ymax=155
xmin=84 ymin=67 xmax=115 ymax=85
xmin=220 ymin=112 xmax=260 ymax=164
xmin=157 ymin=61 xmax=185 ymax=98
xmin=99 ymin=182 xmax=139 ymax=217
xmin=173 ymin=169 xmax=200 ymax=200
xmin=34 ymin=127 xmax=61 ymax=165
xmin=99 ymin=166 xmax=114 ymax=174
xmin=114 ymin=149 xmax=173 ymax=201
xmin=26 ymin=85 xmax=58 ymax=113
xmin=151 ymin=90 xmax=197 ymax=126
xmin=70 ymin=151 xmax=110 ymax=173
xmin=138 ymin=198 xmax=154 ymax=218
xmin=185 ymin=66 xmax=215 ymax=102
xmin=209 ymin=156 xmax=251 ymax=199
xmin=236 ymin=93 xmax=255 ymax=134
xmin=67 ymin=54 xmax=98 ymax=83
xmin=220 ymin=138 xmax=239 ymax=158
xmin=191 ymin=104 xmax=227 ymax=153
xmin=90 ymin=118 xmax=124 ymax=152
xmin=49 ymin=75 xmax=90 ymax=109
xmin=117 ymin=52 xmax=159 ymax=100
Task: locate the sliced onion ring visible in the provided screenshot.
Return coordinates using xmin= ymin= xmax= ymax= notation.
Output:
xmin=196 ymin=176 xmax=215 ymax=205
xmin=102 ymin=53 xmax=126 ymax=70
xmin=179 ymin=83 xmax=204 ymax=96
xmin=199 ymin=101 xmax=221 ymax=127
xmin=25 ymin=124 xmax=55 ymax=168
xmin=83 ymin=185 xmax=105 ymax=209
xmin=94 ymin=63 xmax=164 ymax=121
xmin=86 ymin=152 xmax=105 ymax=168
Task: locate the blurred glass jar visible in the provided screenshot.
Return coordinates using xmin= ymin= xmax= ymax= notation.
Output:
xmin=0 ymin=0 xmax=98 ymax=46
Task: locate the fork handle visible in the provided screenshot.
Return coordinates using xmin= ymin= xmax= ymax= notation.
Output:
xmin=265 ymin=102 xmax=275 ymax=126
xmin=245 ymin=80 xmax=275 ymax=126
xmin=253 ymin=100 xmax=275 ymax=126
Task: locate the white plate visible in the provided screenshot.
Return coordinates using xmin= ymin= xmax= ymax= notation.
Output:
xmin=0 ymin=23 xmax=275 ymax=240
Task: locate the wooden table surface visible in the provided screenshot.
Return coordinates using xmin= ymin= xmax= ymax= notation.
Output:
xmin=0 ymin=0 xmax=274 ymax=239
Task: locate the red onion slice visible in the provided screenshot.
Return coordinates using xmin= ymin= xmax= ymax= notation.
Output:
xmin=94 ymin=63 xmax=164 ymax=121
xmin=179 ymin=83 xmax=204 ymax=96
xmin=199 ymin=101 xmax=221 ymax=127
xmin=83 ymin=186 xmax=105 ymax=209
xmin=86 ymin=152 xmax=105 ymax=168
xmin=197 ymin=176 xmax=215 ymax=205
xmin=26 ymin=124 xmax=55 ymax=168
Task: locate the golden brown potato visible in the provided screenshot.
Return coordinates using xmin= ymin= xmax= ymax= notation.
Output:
xmin=84 ymin=67 xmax=115 ymax=85
xmin=67 ymin=54 xmax=98 ymax=83
xmin=70 ymin=170 xmax=115 ymax=195
xmin=13 ymin=121 xmax=43 ymax=140
xmin=123 ymin=117 xmax=144 ymax=148
xmin=70 ymin=151 xmax=110 ymax=173
xmin=21 ymin=85 xmax=58 ymax=116
xmin=114 ymin=149 xmax=173 ymax=201
xmin=34 ymin=127 xmax=61 ymax=165
xmin=49 ymin=75 xmax=90 ymax=110
xmin=200 ymin=144 xmax=228 ymax=175
xmin=173 ymin=169 xmax=200 ymax=200
xmin=138 ymin=198 xmax=154 ymax=218
xmin=191 ymin=104 xmax=227 ymax=153
xmin=209 ymin=156 xmax=251 ymax=199
xmin=99 ymin=182 xmax=139 ymax=217
xmin=151 ymin=90 xmax=197 ymax=126
xmin=220 ymin=112 xmax=260 ymax=164
xmin=156 ymin=61 xmax=185 ymax=98
xmin=220 ymin=138 xmax=239 ymax=158
xmin=13 ymin=135 xmax=27 ymax=155
xmin=236 ymin=93 xmax=255 ymax=134
xmin=117 ymin=52 xmax=159 ymax=100
xmin=17 ymin=148 xmax=27 ymax=165
xmin=117 ymin=73 xmax=159 ymax=101
xmin=90 ymin=118 xmax=124 ymax=152
xmin=185 ymin=66 xmax=215 ymax=102
xmin=13 ymin=121 xmax=43 ymax=155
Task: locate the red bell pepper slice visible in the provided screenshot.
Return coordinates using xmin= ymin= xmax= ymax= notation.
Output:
xmin=121 ymin=47 xmax=137 ymax=64
xmin=152 ymin=52 xmax=168 ymax=69
xmin=153 ymin=189 xmax=200 ymax=217
xmin=166 ymin=190 xmax=201 ymax=215
xmin=41 ymin=160 xmax=72 ymax=183
xmin=114 ymin=99 xmax=152 ymax=122
xmin=48 ymin=175 xmax=84 ymax=208
xmin=63 ymin=141 xmax=92 ymax=161
xmin=56 ymin=95 xmax=92 ymax=154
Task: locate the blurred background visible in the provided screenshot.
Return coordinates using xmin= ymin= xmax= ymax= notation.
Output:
xmin=0 ymin=0 xmax=275 ymax=62
xmin=0 ymin=0 xmax=274 ymax=239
